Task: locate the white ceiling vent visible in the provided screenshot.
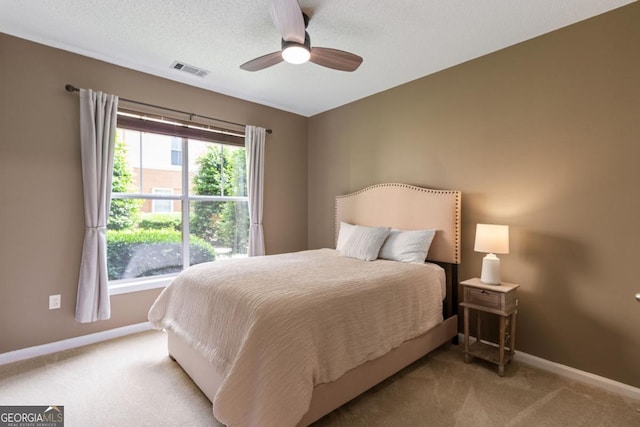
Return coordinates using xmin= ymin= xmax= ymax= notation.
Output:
xmin=170 ymin=61 xmax=210 ymax=78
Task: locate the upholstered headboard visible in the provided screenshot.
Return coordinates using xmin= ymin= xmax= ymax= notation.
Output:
xmin=335 ymin=183 xmax=461 ymax=264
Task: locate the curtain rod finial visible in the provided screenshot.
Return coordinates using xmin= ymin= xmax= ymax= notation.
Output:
xmin=65 ymin=84 xmax=78 ymax=92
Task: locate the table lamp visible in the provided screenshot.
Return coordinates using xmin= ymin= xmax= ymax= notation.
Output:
xmin=474 ymin=224 xmax=509 ymax=285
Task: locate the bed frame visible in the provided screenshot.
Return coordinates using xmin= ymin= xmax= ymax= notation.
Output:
xmin=167 ymin=183 xmax=461 ymax=426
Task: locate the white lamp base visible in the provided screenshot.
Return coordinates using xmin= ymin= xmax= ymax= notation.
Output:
xmin=480 ymin=253 xmax=501 ymax=285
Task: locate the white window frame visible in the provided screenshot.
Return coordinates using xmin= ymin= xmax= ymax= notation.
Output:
xmin=109 ymin=132 xmax=248 ymax=295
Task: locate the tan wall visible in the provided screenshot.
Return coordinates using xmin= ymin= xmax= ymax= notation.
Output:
xmin=308 ymin=3 xmax=640 ymax=387
xmin=0 ymin=34 xmax=308 ymax=353
xmin=1 ymin=3 xmax=639 ymax=390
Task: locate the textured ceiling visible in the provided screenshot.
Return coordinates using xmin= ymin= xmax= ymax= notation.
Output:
xmin=0 ymin=0 xmax=635 ymax=117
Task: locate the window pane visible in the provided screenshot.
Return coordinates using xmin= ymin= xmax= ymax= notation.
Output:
xmin=190 ymin=142 xmax=247 ymax=197
xmin=112 ymin=130 xmax=138 ymax=198
xmin=171 ymin=137 xmax=182 ymax=166
xmin=152 ymin=199 xmax=173 ymax=213
xmin=107 ymin=203 xmax=189 ymax=281
xmin=117 ymin=128 xmax=183 ymax=195
xmin=151 ymin=188 xmax=174 ymax=213
xmin=225 ymin=145 xmax=247 ymax=197
xmin=171 ymin=149 xmax=182 ymax=166
xmin=190 ymin=200 xmax=249 ymax=260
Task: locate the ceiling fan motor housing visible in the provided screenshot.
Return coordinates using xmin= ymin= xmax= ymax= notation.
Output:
xmin=240 ymin=2 xmax=361 ymax=72
xmin=281 ymin=31 xmax=311 ymax=52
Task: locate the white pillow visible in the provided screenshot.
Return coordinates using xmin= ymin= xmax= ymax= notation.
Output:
xmin=340 ymin=225 xmax=391 ymax=261
xmin=379 ymin=229 xmax=436 ymax=263
xmin=336 ymin=222 xmax=356 ymax=251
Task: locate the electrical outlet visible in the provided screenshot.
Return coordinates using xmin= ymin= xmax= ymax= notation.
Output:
xmin=49 ymin=294 xmax=61 ymax=310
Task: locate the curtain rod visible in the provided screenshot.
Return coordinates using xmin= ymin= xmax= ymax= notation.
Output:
xmin=64 ymin=84 xmax=272 ymax=134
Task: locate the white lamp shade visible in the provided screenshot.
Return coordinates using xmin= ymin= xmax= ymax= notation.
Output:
xmin=474 ymin=224 xmax=509 ymax=254
xmin=474 ymin=224 xmax=509 ymax=285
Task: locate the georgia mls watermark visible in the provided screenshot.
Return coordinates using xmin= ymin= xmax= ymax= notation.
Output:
xmin=0 ymin=406 xmax=64 ymax=427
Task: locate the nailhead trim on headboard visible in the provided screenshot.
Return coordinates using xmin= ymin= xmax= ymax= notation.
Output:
xmin=335 ymin=183 xmax=461 ymax=264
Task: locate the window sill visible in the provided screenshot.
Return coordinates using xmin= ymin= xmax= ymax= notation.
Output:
xmin=109 ymin=276 xmax=175 ymax=296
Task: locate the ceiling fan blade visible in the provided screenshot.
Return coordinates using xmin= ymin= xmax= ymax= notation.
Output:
xmin=240 ymin=51 xmax=284 ymax=71
xmin=269 ymin=0 xmax=305 ymax=43
xmin=309 ymin=47 xmax=363 ymax=72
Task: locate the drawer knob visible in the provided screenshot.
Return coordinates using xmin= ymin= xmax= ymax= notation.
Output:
xmin=636 ymin=292 xmax=640 ymax=302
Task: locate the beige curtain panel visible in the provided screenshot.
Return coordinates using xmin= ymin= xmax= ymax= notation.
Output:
xmin=75 ymin=89 xmax=119 ymax=323
xmin=245 ymin=125 xmax=266 ymax=257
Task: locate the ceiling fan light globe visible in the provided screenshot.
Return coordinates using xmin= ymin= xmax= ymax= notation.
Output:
xmin=282 ymin=45 xmax=310 ymax=64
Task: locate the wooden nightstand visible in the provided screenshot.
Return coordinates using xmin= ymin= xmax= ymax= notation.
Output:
xmin=460 ymin=278 xmax=519 ymax=376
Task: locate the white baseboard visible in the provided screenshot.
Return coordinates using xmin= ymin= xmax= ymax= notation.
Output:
xmin=457 ymin=333 xmax=640 ymax=401
xmin=0 ymin=322 xmax=153 ymax=366
xmin=513 ymin=349 xmax=640 ymax=400
xmin=2 ymin=327 xmax=638 ymax=402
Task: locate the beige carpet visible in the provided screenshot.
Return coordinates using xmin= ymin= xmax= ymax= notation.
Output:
xmin=0 ymin=330 xmax=637 ymax=426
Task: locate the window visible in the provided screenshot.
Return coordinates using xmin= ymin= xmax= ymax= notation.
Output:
xmin=151 ymin=188 xmax=174 ymax=213
xmin=170 ymin=138 xmax=182 ymax=166
xmin=107 ymin=111 xmax=248 ymax=289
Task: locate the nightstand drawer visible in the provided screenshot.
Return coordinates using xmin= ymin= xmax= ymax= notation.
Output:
xmin=465 ymin=287 xmax=501 ymax=309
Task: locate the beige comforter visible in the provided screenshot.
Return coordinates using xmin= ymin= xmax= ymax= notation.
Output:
xmin=148 ymin=249 xmax=444 ymax=427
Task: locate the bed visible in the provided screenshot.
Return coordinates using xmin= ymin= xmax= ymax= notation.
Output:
xmin=149 ymin=183 xmax=461 ymax=426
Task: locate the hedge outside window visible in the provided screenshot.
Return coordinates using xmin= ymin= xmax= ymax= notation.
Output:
xmin=108 ymin=114 xmax=248 ymax=284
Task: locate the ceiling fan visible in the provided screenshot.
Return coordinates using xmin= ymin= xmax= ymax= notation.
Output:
xmin=240 ymin=0 xmax=363 ymax=72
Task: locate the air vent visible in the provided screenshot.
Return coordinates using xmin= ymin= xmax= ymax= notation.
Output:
xmin=170 ymin=61 xmax=210 ymax=78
